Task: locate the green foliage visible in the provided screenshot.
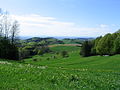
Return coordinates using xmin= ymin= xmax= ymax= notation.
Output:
xmin=113 ymin=36 xmax=120 ymax=54
xmin=19 ymin=47 xmax=30 ymax=59
xmin=61 ymin=51 xmax=69 ymax=58
xmin=91 ymin=36 xmax=102 ymax=55
xmin=27 ymin=42 xmax=37 ymax=47
xmin=24 ymin=37 xmax=64 ymax=45
xmin=37 ymin=48 xmax=46 ymax=55
xmin=80 ymin=41 xmax=93 ymax=57
xmin=81 ymin=30 xmax=120 ymax=56
xmin=0 ymin=38 xmax=19 ymax=60
xmin=96 ymin=34 xmax=113 ymax=55
xmin=19 ymin=44 xmax=50 ymax=59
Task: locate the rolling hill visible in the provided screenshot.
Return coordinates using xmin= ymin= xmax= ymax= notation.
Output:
xmin=0 ymin=45 xmax=120 ymax=89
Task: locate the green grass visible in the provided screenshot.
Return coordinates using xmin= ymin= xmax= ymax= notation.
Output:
xmin=0 ymin=46 xmax=120 ymax=89
xmin=50 ymin=45 xmax=80 ymax=52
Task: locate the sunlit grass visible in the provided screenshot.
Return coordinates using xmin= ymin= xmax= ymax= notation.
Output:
xmin=0 ymin=46 xmax=120 ymax=89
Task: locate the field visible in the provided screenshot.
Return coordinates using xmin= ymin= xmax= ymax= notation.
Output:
xmin=0 ymin=45 xmax=120 ymax=89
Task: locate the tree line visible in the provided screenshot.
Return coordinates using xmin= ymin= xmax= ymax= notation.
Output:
xmin=0 ymin=9 xmax=19 ymax=60
xmin=19 ymin=41 xmax=51 ymax=59
xmin=0 ymin=9 xmax=52 ymax=60
xmin=80 ymin=30 xmax=120 ymax=57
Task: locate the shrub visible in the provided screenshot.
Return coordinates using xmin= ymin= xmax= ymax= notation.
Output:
xmin=61 ymin=51 xmax=69 ymax=58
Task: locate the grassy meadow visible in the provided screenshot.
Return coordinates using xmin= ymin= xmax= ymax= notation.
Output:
xmin=0 ymin=45 xmax=120 ymax=90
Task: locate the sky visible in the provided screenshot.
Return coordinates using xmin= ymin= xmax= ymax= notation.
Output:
xmin=0 ymin=0 xmax=120 ymax=37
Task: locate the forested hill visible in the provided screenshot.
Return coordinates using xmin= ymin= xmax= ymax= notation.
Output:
xmin=20 ymin=37 xmax=94 ymax=45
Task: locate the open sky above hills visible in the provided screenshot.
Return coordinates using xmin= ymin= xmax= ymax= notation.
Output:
xmin=1 ymin=0 xmax=120 ymax=37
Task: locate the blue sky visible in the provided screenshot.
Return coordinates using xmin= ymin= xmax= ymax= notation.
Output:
xmin=0 ymin=0 xmax=120 ymax=37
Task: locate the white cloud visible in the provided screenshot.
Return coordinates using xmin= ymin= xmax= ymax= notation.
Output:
xmin=99 ymin=24 xmax=108 ymax=28
xmin=11 ymin=14 xmax=74 ymax=27
xmin=11 ymin=14 xmax=114 ymax=37
xmin=12 ymin=14 xmax=55 ymax=23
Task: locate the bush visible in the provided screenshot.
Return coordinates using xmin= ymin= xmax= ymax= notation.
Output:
xmin=61 ymin=51 xmax=69 ymax=58
xmin=19 ymin=47 xmax=30 ymax=60
xmin=33 ymin=58 xmax=37 ymax=61
xmin=0 ymin=38 xmax=19 ymax=60
xmin=80 ymin=41 xmax=93 ymax=57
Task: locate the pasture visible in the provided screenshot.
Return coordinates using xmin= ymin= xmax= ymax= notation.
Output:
xmin=0 ymin=45 xmax=120 ymax=89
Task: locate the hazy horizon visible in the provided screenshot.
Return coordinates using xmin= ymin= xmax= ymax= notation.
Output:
xmin=19 ymin=35 xmax=95 ymax=40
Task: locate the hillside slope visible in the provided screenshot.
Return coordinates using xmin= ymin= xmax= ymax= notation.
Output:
xmin=0 ymin=46 xmax=120 ymax=89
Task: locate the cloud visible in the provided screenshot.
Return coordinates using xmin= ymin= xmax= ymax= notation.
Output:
xmin=11 ymin=14 xmax=114 ymax=37
xmin=99 ymin=24 xmax=108 ymax=28
xmin=12 ymin=14 xmax=55 ymax=23
xmin=11 ymin=14 xmax=74 ymax=27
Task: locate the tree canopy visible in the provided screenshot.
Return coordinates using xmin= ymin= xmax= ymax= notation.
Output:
xmin=80 ymin=30 xmax=120 ymax=57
